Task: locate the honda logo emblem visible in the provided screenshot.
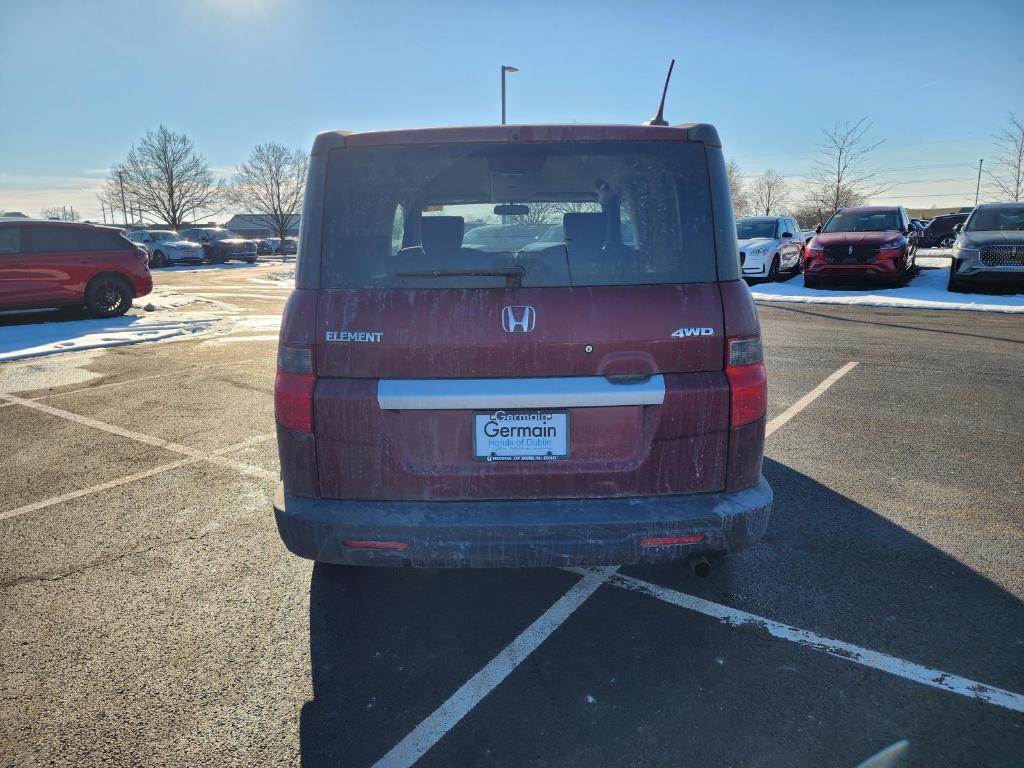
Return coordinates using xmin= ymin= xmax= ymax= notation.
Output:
xmin=502 ymin=305 xmax=535 ymax=333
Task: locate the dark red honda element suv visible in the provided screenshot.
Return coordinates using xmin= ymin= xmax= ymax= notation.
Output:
xmin=272 ymin=123 xmax=772 ymax=568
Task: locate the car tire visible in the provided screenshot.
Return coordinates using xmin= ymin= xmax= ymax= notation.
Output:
xmin=804 ymin=275 xmax=819 ymax=289
xmin=245 ymin=257 xmax=257 ymax=264
xmin=85 ymin=274 xmax=133 ymax=317
xmin=938 ymin=234 xmax=956 ymax=248
xmin=766 ymin=256 xmax=780 ymax=282
xmin=947 ymin=263 xmax=968 ymax=293
xmin=153 ymin=251 xmax=168 ymax=268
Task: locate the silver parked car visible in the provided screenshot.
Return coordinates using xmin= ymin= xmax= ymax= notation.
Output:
xmin=126 ymin=230 xmax=205 ymax=268
xmin=735 ymin=215 xmax=804 ymax=281
xmin=949 ymin=202 xmax=1024 ymax=293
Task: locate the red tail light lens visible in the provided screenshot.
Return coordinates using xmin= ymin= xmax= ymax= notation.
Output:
xmin=275 ymin=345 xmax=315 ymax=433
xmin=726 ymin=336 xmax=767 ymax=428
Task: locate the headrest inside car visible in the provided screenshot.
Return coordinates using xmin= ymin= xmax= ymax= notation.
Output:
xmin=563 ymin=212 xmax=606 ymax=250
xmin=420 ymin=216 xmax=465 ymax=254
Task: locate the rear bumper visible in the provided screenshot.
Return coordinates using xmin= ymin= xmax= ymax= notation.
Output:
xmin=272 ymin=477 xmax=773 ymax=568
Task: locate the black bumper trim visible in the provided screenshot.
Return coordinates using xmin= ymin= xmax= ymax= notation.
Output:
xmin=272 ymin=478 xmax=773 ymax=568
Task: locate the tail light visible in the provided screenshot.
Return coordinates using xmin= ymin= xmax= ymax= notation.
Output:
xmin=725 ymin=336 xmax=767 ymax=428
xmin=275 ymin=345 xmax=316 ymax=433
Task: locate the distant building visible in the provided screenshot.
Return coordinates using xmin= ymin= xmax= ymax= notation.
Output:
xmin=0 ymin=211 xmax=29 ymax=218
xmin=224 ymin=214 xmax=300 ymax=239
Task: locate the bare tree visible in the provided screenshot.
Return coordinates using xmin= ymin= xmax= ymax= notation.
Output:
xmin=39 ymin=206 xmax=81 ymax=222
xmin=987 ymin=113 xmax=1024 ymax=202
xmin=802 ymin=118 xmax=888 ymax=222
xmin=749 ymin=170 xmax=789 ymax=216
xmin=110 ymin=125 xmax=219 ymax=229
xmin=726 ymin=158 xmax=749 ymax=216
xmin=223 ymin=142 xmax=308 ymax=246
xmin=514 ymin=202 xmax=558 ymax=226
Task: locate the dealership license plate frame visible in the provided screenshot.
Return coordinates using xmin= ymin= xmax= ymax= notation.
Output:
xmin=473 ymin=410 xmax=571 ymax=462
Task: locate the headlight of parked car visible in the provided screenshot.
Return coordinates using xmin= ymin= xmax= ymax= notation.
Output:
xmin=879 ymin=238 xmax=907 ymax=251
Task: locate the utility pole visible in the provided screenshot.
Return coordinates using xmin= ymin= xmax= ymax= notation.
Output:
xmin=117 ymin=170 xmax=128 ymax=227
xmin=974 ymin=159 xmax=983 ymax=207
xmin=501 ymin=65 xmax=518 ymax=125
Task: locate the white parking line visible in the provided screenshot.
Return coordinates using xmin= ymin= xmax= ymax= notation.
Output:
xmin=0 ymin=433 xmax=275 ymax=522
xmin=765 ymin=361 xmax=858 ymax=436
xmin=606 ymin=571 xmax=1024 ymax=714
xmin=361 ymin=360 xmax=881 ymax=766
xmin=370 ymin=568 xmax=615 ymax=768
xmin=0 ymin=391 xmax=277 ymax=479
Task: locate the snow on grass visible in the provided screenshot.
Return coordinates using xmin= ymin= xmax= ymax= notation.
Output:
xmin=0 ymin=314 xmax=219 ymax=362
xmin=751 ymin=255 xmax=1024 ymax=314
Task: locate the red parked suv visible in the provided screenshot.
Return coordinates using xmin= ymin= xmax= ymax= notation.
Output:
xmin=272 ymin=123 xmax=772 ymax=569
xmin=803 ymin=206 xmax=918 ymax=287
xmin=0 ymin=219 xmax=152 ymax=316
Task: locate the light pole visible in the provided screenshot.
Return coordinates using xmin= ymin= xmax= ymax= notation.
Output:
xmin=975 ymin=159 xmax=983 ymax=207
xmin=501 ymin=65 xmax=518 ymax=125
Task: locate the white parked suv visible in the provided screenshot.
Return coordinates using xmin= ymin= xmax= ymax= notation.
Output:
xmin=736 ymin=215 xmax=805 ymax=281
xmin=126 ymin=230 xmax=205 ymax=268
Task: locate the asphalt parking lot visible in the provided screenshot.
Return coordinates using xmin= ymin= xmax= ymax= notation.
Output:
xmin=1 ymin=263 xmax=1022 ymax=767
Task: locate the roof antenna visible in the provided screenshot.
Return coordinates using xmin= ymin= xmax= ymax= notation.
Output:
xmin=644 ymin=59 xmax=675 ymax=127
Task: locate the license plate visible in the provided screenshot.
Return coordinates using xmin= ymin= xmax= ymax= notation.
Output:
xmin=473 ymin=410 xmax=569 ymax=462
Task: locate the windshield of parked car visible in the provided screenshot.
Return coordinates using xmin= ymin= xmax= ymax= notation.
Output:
xmin=149 ymin=231 xmax=180 ymax=242
xmin=322 ymin=141 xmax=716 ymax=288
xmin=966 ymin=207 xmax=1024 ymax=232
xmin=209 ymin=229 xmax=240 ymax=240
xmin=822 ymin=210 xmax=902 ymax=233
xmin=736 ymin=219 xmax=778 ymax=239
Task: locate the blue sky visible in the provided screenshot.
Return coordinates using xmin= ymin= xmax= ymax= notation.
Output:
xmin=1 ymin=0 xmax=1022 ymax=219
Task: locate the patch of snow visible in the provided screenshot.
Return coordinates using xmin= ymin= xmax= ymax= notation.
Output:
xmin=0 ymin=315 xmax=220 ymax=362
xmin=751 ymin=262 xmax=1024 ymax=313
xmin=234 ymin=315 xmax=283 ymax=331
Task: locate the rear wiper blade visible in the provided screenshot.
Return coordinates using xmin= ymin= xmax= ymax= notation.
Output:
xmin=395 ymin=266 xmax=525 ymax=287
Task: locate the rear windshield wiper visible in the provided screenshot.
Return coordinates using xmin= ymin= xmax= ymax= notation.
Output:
xmin=395 ymin=266 xmax=526 ymax=287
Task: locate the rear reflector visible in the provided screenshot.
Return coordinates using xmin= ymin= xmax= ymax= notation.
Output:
xmin=726 ymin=335 xmax=767 ymax=428
xmin=640 ymin=535 xmax=705 ymax=546
xmin=275 ymin=371 xmax=316 ymax=433
xmin=343 ymin=539 xmax=409 ymax=550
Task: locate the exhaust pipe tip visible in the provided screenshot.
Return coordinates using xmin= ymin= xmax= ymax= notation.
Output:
xmin=690 ymin=556 xmax=711 ymax=578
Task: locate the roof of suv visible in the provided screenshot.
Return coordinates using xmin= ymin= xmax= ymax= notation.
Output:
xmin=974 ymin=201 xmax=1024 ymax=209
xmin=312 ymin=123 xmax=722 ymax=153
xmin=837 ymin=206 xmax=901 ymax=214
xmin=0 ymin=218 xmax=122 ymax=232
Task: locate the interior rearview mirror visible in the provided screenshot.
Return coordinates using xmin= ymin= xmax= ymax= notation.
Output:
xmin=494 ymin=204 xmax=530 ymax=217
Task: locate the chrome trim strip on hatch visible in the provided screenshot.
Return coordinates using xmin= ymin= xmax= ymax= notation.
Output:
xmin=377 ymin=375 xmax=666 ymax=410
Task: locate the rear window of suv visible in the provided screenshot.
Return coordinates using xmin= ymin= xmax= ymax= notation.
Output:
xmin=321 ymin=141 xmax=716 ymax=289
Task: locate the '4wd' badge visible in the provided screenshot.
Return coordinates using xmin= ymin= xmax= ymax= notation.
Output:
xmin=671 ymin=327 xmax=714 ymax=338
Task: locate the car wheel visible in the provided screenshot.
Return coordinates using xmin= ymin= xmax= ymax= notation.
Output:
xmin=938 ymin=234 xmax=956 ymax=248
xmin=245 ymin=257 xmax=257 ymax=264
xmin=947 ymin=263 xmax=968 ymax=293
xmin=153 ymin=251 xmax=168 ymax=268
xmin=804 ymin=275 xmax=819 ymax=289
xmin=85 ymin=275 xmax=133 ymax=317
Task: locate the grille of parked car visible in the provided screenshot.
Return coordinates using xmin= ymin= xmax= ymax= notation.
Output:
xmin=980 ymin=245 xmax=1024 ymax=267
xmin=824 ymin=245 xmax=879 ymax=264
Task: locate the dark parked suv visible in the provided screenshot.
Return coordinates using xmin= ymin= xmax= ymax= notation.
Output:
xmin=918 ymin=213 xmax=970 ymax=249
xmin=804 ymin=206 xmax=918 ymax=287
xmin=948 ymin=202 xmax=1024 ymax=292
xmin=178 ymin=227 xmax=258 ymax=263
xmin=272 ymin=123 xmax=772 ymax=568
